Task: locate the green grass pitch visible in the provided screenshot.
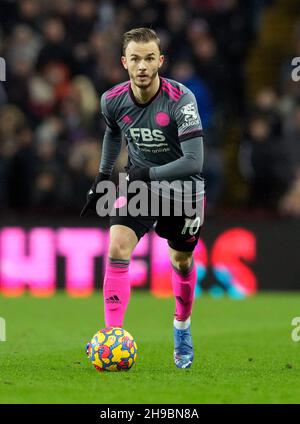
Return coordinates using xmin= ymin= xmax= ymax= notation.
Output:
xmin=0 ymin=291 xmax=299 ymax=404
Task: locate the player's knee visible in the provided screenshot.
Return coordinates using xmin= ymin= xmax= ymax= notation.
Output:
xmin=108 ymin=237 xmax=133 ymax=260
xmin=108 ymin=225 xmax=138 ymax=260
xmin=171 ymin=251 xmax=193 ymax=272
xmin=176 ymin=259 xmax=192 ymax=273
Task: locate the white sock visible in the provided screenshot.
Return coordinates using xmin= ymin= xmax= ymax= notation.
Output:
xmin=174 ymin=317 xmax=191 ymax=330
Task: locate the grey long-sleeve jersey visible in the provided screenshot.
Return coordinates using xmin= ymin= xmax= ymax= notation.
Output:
xmin=99 ymin=77 xmax=205 ymax=200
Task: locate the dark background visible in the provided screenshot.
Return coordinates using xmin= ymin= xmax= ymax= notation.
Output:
xmin=0 ymin=0 xmax=300 ymax=295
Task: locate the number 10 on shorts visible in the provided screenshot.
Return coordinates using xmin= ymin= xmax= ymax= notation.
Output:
xmin=181 ymin=217 xmax=201 ymax=236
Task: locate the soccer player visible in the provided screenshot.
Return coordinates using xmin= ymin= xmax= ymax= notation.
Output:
xmin=81 ymin=28 xmax=205 ymax=368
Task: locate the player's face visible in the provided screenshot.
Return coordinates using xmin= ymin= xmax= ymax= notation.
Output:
xmin=122 ymin=41 xmax=164 ymax=88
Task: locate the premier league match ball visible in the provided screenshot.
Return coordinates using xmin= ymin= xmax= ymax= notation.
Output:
xmin=86 ymin=327 xmax=138 ymax=372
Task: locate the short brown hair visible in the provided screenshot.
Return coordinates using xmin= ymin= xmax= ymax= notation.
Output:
xmin=122 ymin=28 xmax=161 ymax=55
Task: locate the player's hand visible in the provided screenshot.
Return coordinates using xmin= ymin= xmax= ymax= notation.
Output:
xmin=126 ymin=166 xmax=150 ymax=182
xmin=80 ymin=173 xmax=110 ymax=217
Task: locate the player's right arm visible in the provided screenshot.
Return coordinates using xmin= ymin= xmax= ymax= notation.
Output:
xmin=80 ymin=94 xmax=122 ymax=217
xmin=98 ymin=94 xmax=122 ymax=176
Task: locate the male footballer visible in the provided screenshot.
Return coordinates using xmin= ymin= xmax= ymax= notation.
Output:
xmin=81 ymin=28 xmax=205 ymax=368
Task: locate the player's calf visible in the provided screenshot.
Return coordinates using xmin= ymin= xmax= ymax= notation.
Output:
xmin=169 ymin=249 xmax=196 ymax=368
xmin=104 ymin=225 xmax=138 ymax=327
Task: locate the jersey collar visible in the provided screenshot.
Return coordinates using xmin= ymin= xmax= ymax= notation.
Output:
xmin=129 ymin=77 xmax=162 ymax=108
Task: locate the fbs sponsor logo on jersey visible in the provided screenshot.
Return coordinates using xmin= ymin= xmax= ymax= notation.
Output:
xmin=129 ymin=128 xmax=166 ymax=142
xmin=180 ymin=102 xmax=199 ymax=129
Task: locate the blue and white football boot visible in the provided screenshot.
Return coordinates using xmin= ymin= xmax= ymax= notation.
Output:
xmin=173 ymin=323 xmax=194 ymax=369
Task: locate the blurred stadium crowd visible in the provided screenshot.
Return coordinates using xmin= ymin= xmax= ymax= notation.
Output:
xmin=0 ymin=0 xmax=299 ymax=217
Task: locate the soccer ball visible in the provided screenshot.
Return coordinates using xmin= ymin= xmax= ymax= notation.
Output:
xmin=86 ymin=327 xmax=138 ymax=372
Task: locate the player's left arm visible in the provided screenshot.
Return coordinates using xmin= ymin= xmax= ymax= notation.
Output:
xmin=149 ymin=136 xmax=203 ymax=181
xmin=150 ymin=90 xmax=203 ymax=181
xmin=127 ymin=90 xmax=204 ymax=182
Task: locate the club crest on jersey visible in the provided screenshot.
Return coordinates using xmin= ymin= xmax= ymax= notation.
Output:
xmin=122 ymin=115 xmax=133 ymax=124
xmin=181 ymin=102 xmax=198 ymax=121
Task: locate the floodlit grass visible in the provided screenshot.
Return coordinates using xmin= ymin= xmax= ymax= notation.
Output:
xmin=0 ymin=292 xmax=299 ymax=403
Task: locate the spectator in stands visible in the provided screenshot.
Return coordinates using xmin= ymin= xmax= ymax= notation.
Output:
xmin=239 ymin=113 xmax=293 ymax=210
xmin=0 ymin=0 xmax=295 ymax=216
